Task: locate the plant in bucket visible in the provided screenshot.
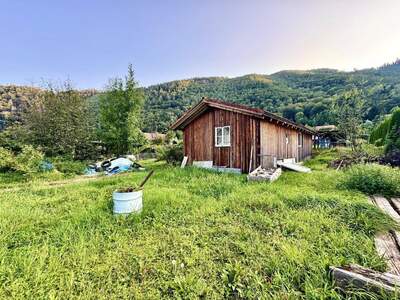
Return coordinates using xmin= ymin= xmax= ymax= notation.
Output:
xmin=113 ymin=170 xmax=154 ymax=215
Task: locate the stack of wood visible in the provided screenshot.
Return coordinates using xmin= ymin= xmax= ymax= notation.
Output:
xmin=247 ymin=166 xmax=282 ymax=182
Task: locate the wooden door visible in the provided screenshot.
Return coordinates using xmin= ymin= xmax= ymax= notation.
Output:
xmin=260 ymin=121 xmax=278 ymax=167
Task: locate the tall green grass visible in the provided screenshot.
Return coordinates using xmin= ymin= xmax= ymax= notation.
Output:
xmin=340 ymin=164 xmax=400 ymax=197
xmin=0 ymin=152 xmax=395 ymax=299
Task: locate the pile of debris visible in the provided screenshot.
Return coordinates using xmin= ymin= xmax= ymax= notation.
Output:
xmin=329 ymin=151 xmax=382 ymax=170
xmin=85 ymin=156 xmax=145 ymax=176
xmin=247 ymin=166 xmax=282 ymax=182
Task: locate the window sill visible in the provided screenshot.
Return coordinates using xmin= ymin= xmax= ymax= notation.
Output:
xmin=215 ymin=144 xmax=231 ymax=148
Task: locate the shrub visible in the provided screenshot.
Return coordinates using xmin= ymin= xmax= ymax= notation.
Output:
xmin=156 ymin=142 xmax=183 ymax=165
xmin=340 ymin=164 xmax=400 ymax=197
xmin=14 ymin=145 xmax=45 ymax=174
xmin=385 ymin=108 xmax=400 ymax=154
xmin=0 ymin=145 xmax=45 ymax=174
xmin=369 ymin=116 xmax=391 ymax=146
xmin=0 ymin=147 xmax=15 ymax=171
xmin=24 ymin=82 xmax=97 ymax=159
xmin=51 ymin=157 xmax=87 ymax=174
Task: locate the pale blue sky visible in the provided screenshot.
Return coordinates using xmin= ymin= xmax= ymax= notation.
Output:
xmin=1 ymin=0 xmax=399 ymax=88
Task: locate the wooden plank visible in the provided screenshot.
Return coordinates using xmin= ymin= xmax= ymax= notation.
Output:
xmin=375 ymin=232 xmax=400 ymax=276
xmin=373 ymin=196 xmax=400 ymax=224
xmin=277 ymin=161 xmax=311 ymax=173
xmin=390 ymin=198 xmax=400 ymax=215
xmin=330 ymin=264 xmax=400 ymax=295
xmin=180 ymin=156 xmax=188 ymax=168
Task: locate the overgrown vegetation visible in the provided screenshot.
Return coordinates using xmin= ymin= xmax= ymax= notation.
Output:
xmin=340 ymin=164 xmax=400 ymax=197
xmin=0 ymin=152 xmax=396 ymax=298
xmin=23 ymin=82 xmax=97 ymax=159
xmin=156 ymin=141 xmax=183 ymax=165
xmin=368 ymin=107 xmax=400 ymax=166
xmin=0 ymin=145 xmax=44 ymax=175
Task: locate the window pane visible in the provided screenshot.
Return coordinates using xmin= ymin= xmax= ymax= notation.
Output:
xmin=217 ymin=135 xmax=222 ymax=145
xmin=215 ymin=127 xmax=223 ymax=146
xmin=223 ymin=126 xmax=230 ymax=145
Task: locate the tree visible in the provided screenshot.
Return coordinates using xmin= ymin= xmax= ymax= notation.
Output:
xmin=98 ymin=64 xmax=145 ymax=155
xmin=385 ymin=108 xmax=400 ymax=154
xmin=23 ymin=82 xmax=97 ymax=159
xmin=333 ymin=89 xmax=365 ymax=150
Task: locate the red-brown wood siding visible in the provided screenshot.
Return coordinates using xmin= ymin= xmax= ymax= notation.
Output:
xmin=183 ymin=108 xmax=259 ymax=172
xmin=182 ymin=107 xmax=311 ymax=172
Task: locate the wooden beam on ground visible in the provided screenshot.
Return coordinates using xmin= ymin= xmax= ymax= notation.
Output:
xmin=373 ymin=196 xmax=400 ymax=224
xmin=390 ymin=198 xmax=400 ymax=215
xmin=330 ymin=264 xmax=400 ymax=296
xmin=375 ymin=232 xmax=400 ymax=276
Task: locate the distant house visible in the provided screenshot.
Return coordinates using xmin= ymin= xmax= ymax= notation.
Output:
xmin=143 ymin=132 xmax=165 ymax=143
xmin=171 ymin=98 xmax=314 ymax=173
xmin=313 ymin=125 xmax=345 ymax=148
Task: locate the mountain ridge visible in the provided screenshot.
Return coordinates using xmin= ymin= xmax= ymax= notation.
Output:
xmin=1 ymin=60 xmax=400 ymax=132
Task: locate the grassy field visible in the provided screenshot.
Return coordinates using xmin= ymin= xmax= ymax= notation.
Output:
xmin=0 ymin=150 xmax=395 ymax=299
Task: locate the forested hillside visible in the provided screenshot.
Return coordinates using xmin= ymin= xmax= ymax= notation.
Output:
xmin=1 ymin=61 xmax=400 ymax=133
xmin=142 ymin=60 xmax=400 ymax=132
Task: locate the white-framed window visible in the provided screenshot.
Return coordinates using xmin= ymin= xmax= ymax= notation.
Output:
xmin=215 ymin=126 xmax=231 ymax=147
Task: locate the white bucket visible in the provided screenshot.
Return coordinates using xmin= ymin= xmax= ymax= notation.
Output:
xmin=113 ymin=190 xmax=143 ymax=214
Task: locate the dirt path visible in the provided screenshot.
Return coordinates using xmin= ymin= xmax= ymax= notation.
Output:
xmin=2 ymin=171 xmax=134 ymax=193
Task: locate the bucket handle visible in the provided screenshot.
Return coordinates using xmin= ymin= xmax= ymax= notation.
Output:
xmin=138 ymin=170 xmax=154 ymax=189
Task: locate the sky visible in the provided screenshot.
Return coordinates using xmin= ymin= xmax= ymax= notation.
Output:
xmin=1 ymin=0 xmax=400 ymax=89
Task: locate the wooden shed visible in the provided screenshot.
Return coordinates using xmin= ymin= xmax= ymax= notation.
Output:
xmin=171 ymin=98 xmax=314 ymax=173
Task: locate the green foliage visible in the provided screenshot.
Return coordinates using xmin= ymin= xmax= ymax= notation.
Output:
xmin=156 ymin=142 xmax=183 ymax=165
xmin=340 ymin=164 xmax=400 ymax=197
xmin=0 ymin=145 xmax=44 ymax=174
xmin=14 ymin=145 xmax=45 ymax=174
xmin=385 ymin=108 xmax=400 ymax=154
xmin=0 ymin=152 xmax=394 ymax=298
xmin=333 ymin=89 xmax=365 ymax=150
xmin=50 ymin=157 xmax=87 ymax=175
xmin=359 ymin=143 xmax=384 ymax=157
xmin=98 ymin=64 xmax=145 ymax=155
xmin=0 ymin=147 xmax=14 ymax=171
xmin=369 ymin=115 xmax=392 ymax=146
xmin=142 ymin=63 xmax=400 ymax=132
xmin=0 ymin=125 xmax=29 ymax=152
xmin=127 ymin=111 xmax=146 ymax=154
xmin=23 ymin=82 xmax=97 ymax=159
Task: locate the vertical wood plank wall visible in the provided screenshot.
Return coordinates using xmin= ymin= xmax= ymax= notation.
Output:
xmin=183 ymin=108 xmax=312 ymax=172
xmin=259 ymin=121 xmax=312 ymax=167
xmin=183 ymin=108 xmax=259 ymax=172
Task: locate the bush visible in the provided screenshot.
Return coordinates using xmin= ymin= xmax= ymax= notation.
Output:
xmin=369 ymin=116 xmax=391 ymax=146
xmin=340 ymin=164 xmax=400 ymax=197
xmin=51 ymin=157 xmax=87 ymax=174
xmin=14 ymin=145 xmax=45 ymax=174
xmin=385 ymin=108 xmax=400 ymax=154
xmin=0 ymin=145 xmax=44 ymax=174
xmin=156 ymin=142 xmax=183 ymax=165
xmin=0 ymin=147 xmax=15 ymax=171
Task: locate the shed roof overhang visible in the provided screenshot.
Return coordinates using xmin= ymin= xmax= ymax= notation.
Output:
xmin=170 ymin=98 xmax=315 ymax=135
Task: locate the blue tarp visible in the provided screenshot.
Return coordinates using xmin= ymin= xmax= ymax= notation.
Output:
xmin=85 ymin=157 xmax=134 ymax=176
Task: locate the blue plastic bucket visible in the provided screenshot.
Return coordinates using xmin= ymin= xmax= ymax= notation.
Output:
xmin=113 ymin=190 xmax=142 ymax=214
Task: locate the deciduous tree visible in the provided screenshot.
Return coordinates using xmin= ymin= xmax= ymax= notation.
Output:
xmin=98 ymin=64 xmax=145 ymax=155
